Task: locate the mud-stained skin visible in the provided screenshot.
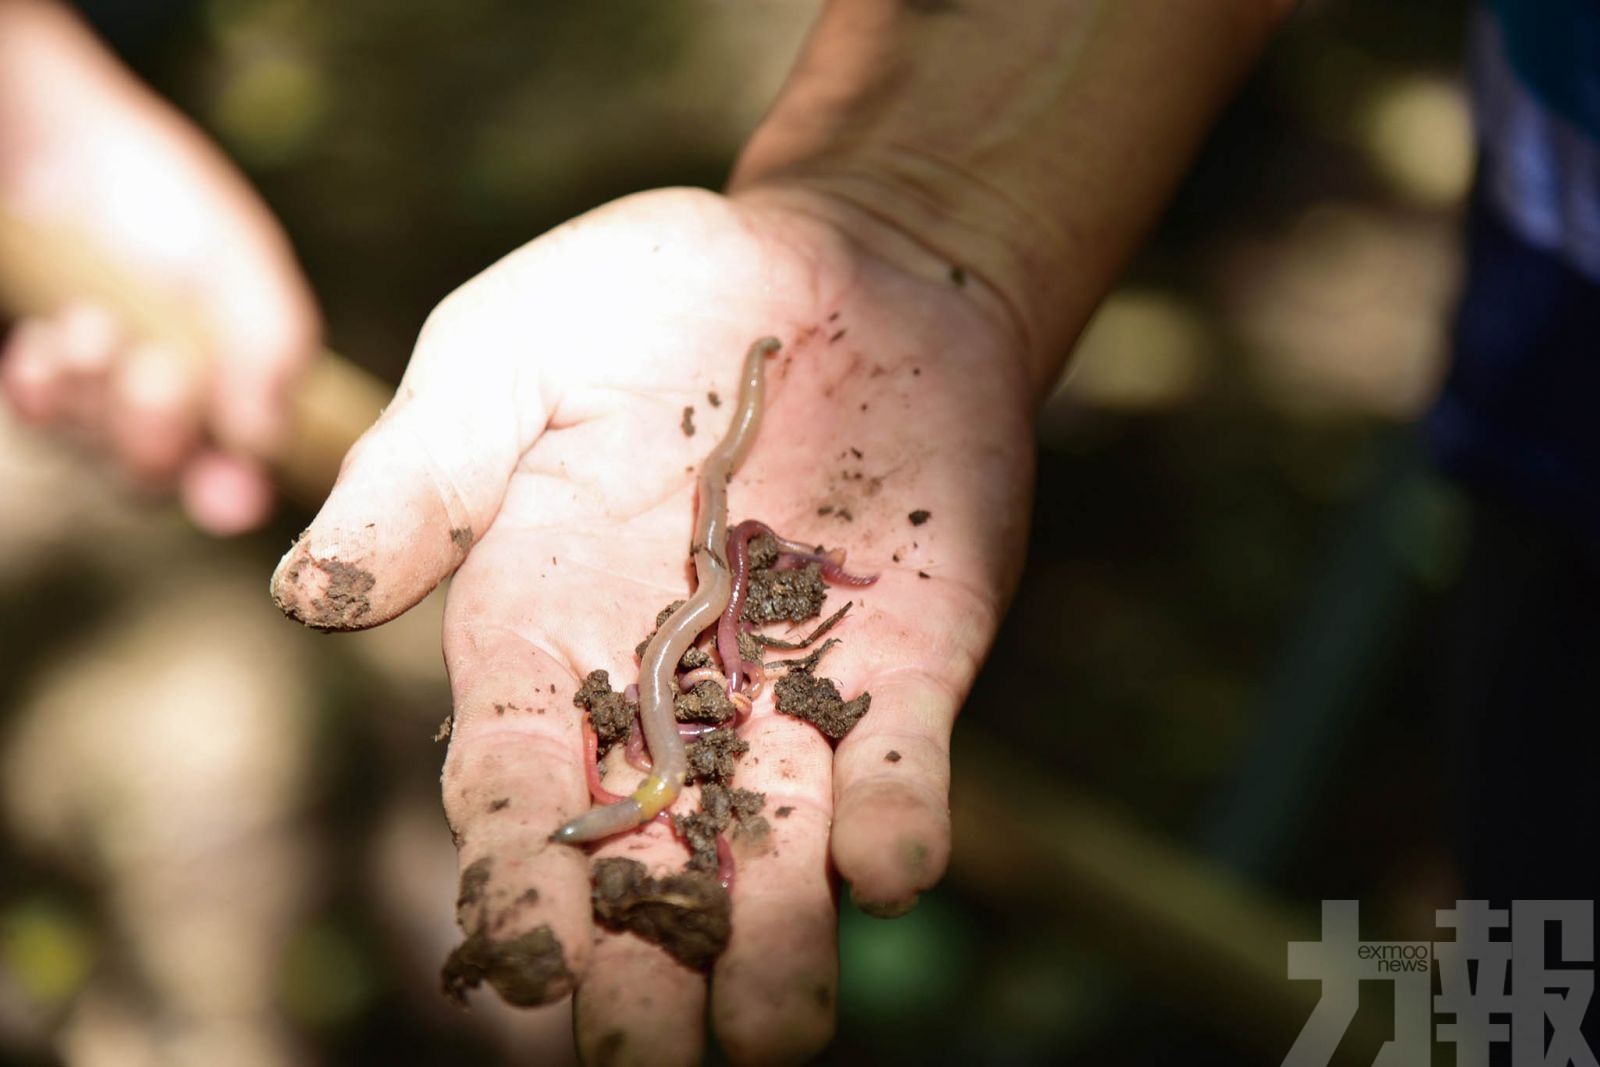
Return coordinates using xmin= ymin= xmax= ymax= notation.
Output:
xmin=440 ymin=925 xmax=574 ymax=1007
xmin=449 ymin=525 xmax=474 ymax=550
xmin=271 ymin=551 xmax=376 ymax=631
xmin=441 ymin=857 xmax=573 ymax=1006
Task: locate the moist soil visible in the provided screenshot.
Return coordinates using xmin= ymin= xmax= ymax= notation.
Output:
xmin=441 ymin=857 xmax=574 ymax=1006
xmin=573 ymin=670 xmax=638 ymax=755
xmin=590 ymin=857 xmax=730 ymax=971
xmin=572 ymin=520 xmax=873 ymax=969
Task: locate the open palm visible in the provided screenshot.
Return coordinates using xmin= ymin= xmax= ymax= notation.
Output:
xmin=271 ymin=186 xmax=1035 ymax=1064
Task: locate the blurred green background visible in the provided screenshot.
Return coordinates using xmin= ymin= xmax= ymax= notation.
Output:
xmin=0 ymin=0 xmax=1478 ymax=1063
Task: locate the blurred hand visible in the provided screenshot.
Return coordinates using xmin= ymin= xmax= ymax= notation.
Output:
xmin=269 ymin=186 xmax=1034 ymax=1064
xmin=0 ymin=0 xmax=319 ymax=534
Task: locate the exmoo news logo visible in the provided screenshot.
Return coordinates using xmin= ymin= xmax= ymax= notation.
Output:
xmin=1284 ymin=900 xmax=1596 ymax=1067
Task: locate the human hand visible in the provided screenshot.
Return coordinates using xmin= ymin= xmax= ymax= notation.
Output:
xmin=0 ymin=0 xmax=318 ymax=534
xmin=268 ymin=185 xmax=1034 ymax=1063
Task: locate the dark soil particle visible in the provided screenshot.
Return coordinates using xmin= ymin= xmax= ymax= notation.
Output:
xmin=441 ymin=924 xmax=573 ymax=1007
xmin=443 ymin=858 xmax=572 ymax=1006
xmin=489 ymin=797 xmax=511 ymax=811
xmin=674 ymin=680 xmax=735 ymax=726
xmin=450 ymin=526 xmax=473 ymax=549
xmin=736 ymin=629 xmax=764 ymax=666
xmin=673 ymin=783 xmax=766 ymax=872
xmin=685 ymin=728 xmax=748 ymax=783
xmin=949 ymin=265 xmax=967 ymax=286
xmin=746 ymin=532 xmax=780 ymax=570
xmin=884 ymin=750 xmax=902 ymax=763
xmin=590 ymin=857 xmax=731 ymax=971
xmin=681 ymin=406 xmax=696 ymax=436
xmin=909 ymin=509 xmax=931 ymax=526
xmin=707 ymin=391 xmax=720 ymax=407
xmin=774 ymin=805 xmax=794 ymax=818
xmin=774 ymin=659 xmax=872 ymax=741
xmin=672 ymin=811 xmax=723 ymax=876
xmin=743 ymin=562 xmax=828 ymax=624
xmin=457 ymin=858 xmax=493 ymax=912
xmin=286 ymin=557 xmax=376 ymax=630
xmin=918 ymin=570 xmax=931 ymax=579
xmin=573 ymin=670 xmax=638 ymax=755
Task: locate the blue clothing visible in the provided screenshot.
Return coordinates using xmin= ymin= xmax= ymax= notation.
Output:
xmin=1433 ymin=4 xmax=1600 ymax=543
xmin=1427 ymin=6 xmax=1600 ymax=540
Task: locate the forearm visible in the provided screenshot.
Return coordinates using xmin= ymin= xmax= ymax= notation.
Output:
xmin=730 ymin=0 xmax=1292 ymax=397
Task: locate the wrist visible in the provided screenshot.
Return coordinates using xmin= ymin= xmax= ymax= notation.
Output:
xmin=730 ymin=155 xmax=1075 ymax=403
xmin=730 ymin=0 xmax=1290 ymax=395
xmin=728 ymin=174 xmax=1044 ymax=396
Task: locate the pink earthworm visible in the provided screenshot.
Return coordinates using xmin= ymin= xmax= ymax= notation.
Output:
xmin=772 ymin=546 xmax=878 ymax=587
xmin=553 ymin=338 xmax=778 ymax=845
xmin=581 ymin=719 xmax=628 ymax=806
xmin=679 ymin=667 xmax=728 ymax=692
xmin=718 ymin=520 xmax=768 ymax=696
xmin=624 ymin=718 xmax=722 ymax=771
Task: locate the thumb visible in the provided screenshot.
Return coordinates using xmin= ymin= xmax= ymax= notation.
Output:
xmin=270 ymin=291 xmax=545 ymax=630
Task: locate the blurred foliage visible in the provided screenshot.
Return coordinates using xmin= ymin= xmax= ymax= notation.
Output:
xmin=1 ymin=899 xmax=95 ymax=1007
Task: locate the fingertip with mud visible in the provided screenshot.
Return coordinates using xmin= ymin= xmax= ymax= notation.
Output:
xmin=267 ymin=422 xmax=481 ymax=629
xmin=830 ymin=780 xmax=951 ymax=913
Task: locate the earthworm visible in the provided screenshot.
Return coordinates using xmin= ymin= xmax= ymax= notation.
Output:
xmin=715 ymin=521 xmax=877 ymax=697
xmin=718 ymin=520 xmax=767 ymax=696
xmin=772 ymin=546 xmax=877 ymax=587
xmin=624 ymin=717 xmax=722 ymax=772
xmin=552 ymin=337 xmax=778 ymax=845
xmin=582 ymin=719 xmax=628 ymax=805
xmin=679 ymin=667 xmax=728 ymax=692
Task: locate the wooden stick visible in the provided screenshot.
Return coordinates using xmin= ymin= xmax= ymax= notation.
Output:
xmin=0 ymin=208 xmax=389 ymax=507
